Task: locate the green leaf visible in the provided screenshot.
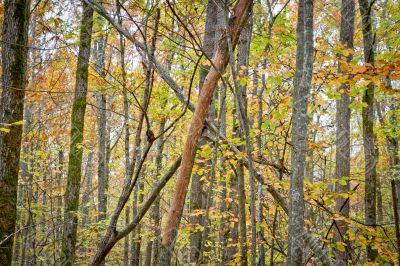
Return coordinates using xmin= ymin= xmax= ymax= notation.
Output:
xmin=324 ymin=198 xmax=334 ymax=206
xmin=0 ymin=127 xmax=10 ymax=133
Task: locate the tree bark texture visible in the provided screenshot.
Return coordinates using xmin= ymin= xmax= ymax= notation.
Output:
xmin=0 ymin=0 xmax=31 ymax=264
xmin=334 ymin=0 xmax=355 ymax=264
xmin=287 ymin=0 xmax=313 ymax=265
xmin=190 ymin=0 xmax=218 ymax=263
xmin=61 ymin=2 xmax=94 ymax=264
xmin=358 ymin=0 xmax=378 ymax=261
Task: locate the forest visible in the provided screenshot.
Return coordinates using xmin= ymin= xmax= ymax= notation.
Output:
xmin=0 ymin=0 xmax=400 ymax=265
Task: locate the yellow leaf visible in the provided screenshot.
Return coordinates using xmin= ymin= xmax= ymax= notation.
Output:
xmin=12 ymin=120 xmax=24 ymax=126
xmin=336 ymin=241 xmax=346 ymax=252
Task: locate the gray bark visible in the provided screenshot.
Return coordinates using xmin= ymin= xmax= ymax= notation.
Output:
xmin=95 ymin=24 xmax=109 ymax=222
xmin=189 ymin=0 xmax=218 ymax=263
xmin=334 ymin=0 xmax=355 ymax=264
xmin=287 ymin=0 xmax=313 ymax=265
xmin=150 ymin=122 xmax=165 ymax=266
xmin=233 ymin=13 xmax=255 ymax=265
xmin=237 ymin=16 xmax=257 ymax=266
xmin=151 ymin=58 xmax=171 ymax=266
xmin=82 ymin=151 xmax=94 ymax=227
xmin=116 ymin=2 xmax=131 ymax=264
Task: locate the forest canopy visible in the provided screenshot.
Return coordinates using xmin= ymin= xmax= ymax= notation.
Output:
xmin=1 ymin=0 xmax=400 ymax=265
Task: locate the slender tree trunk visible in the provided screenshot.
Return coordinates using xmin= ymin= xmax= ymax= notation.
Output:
xmin=124 ymin=207 xmax=130 ymax=266
xmin=376 ymin=89 xmax=400 ymax=264
xmin=257 ymin=186 xmax=265 ymax=266
xmin=94 ymin=19 xmax=109 ymax=222
xmin=215 ymin=4 xmax=234 ymax=264
xmin=189 ymin=0 xmax=218 ymax=263
xmin=235 ymin=14 xmax=258 ymax=265
xmin=387 ymin=103 xmax=400 ymax=265
xmin=253 ymin=62 xmax=266 ymax=266
xmin=116 ymin=2 xmax=131 ymax=264
xmin=235 ymin=67 xmax=247 ymax=266
xmin=131 ymin=173 xmax=143 ymax=266
xmin=376 ymin=175 xmax=383 ymax=223
xmin=82 ymin=151 xmax=94 ymax=227
xmin=270 ymin=208 xmax=279 ymax=266
xmin=150 ymin=122 xmax=165 ymax=266
xmin=81 ymin=151 xmax=94 ymax=259
xmin=61 ymin=2 xmax=94 ymax=264
xmin=358 ymin=0 xmax=378 ymax=261
xmin=144 ymin=239 xmax=152 ymax=266
xmin=233 ymin=15 xmax=254 ymax=265
xmin=219 ymin=81 xmax=231 ymax=264
xmin=0 ymin=0 xmax=31 ymax=264
xmin=151 ymin=58 xmax=172 ymax=266
xmin=287 ymin=0 xmax=313 ymax=265
xmin=334 ymin=0 xmax=355 ymax=264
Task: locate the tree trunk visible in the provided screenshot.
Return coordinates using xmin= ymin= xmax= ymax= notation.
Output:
xmin=257 ymin=186 xmax=265 ymax=266
xmin=387 ymin=102 xmax=400 ymax=265
xmin=219 ymin=81 xmax=232 ymax=264
xmin=81 ymin=151 xmax=94 ymax=258
xmin=189 ymin=0 xmax=218 ymax=263
xmin=61 ymin=2 xmax=94 ymax=264
xmin=95 ymin=18 xmax=109 ymax=222
xmin=214 ymin=4 xmax=234 ymax=264
xmin=358 ymin=0 xmax=378 ymax=261
xmin=334 ymin=0 xmax=355 ymax=264
xmin=150 ymin=124 xmax=165 ymax=266
xmin=0 ymin=0 xmax=31 ymax=264
xmin=287 ymin=0 xmax=313 ymax=265
xmin=376 ymin=86 xmax=400 ymax=264
xmin=235 ymin=14 xmax=257 ymax=265
xmin=151 ymin=59 xmax=172 ymax=266
xmin=116 ymin=2 xmax=131 ymax=264
xmin=82 ymin=151 xmax=94 ymax=227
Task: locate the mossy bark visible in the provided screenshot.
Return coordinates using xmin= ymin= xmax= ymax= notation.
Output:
xmin=0 ymin=0 xmax=31 ymax=264
xmin=60 ymin=1 xmax=94 ymax=264
xmin=358 ymin=0 xmax=378 ymax=262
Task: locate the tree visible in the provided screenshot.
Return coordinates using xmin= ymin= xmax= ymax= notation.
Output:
xmin=94 ymin=13 xmax=110 ymax=222
xmin=60 ymin=2 xmax=94 ymax=264
xmin=287 ymin=0 xmax=313 ymax=265
xmin=334 ymin=0 xmax=355 ymax=264
xmin=358 ymin=0 xmax=377 ymax=261
xmin=189 ymin=0 xmax=218 ymax=263
xmin=0 ymin=0 xmax=31 ymax=264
